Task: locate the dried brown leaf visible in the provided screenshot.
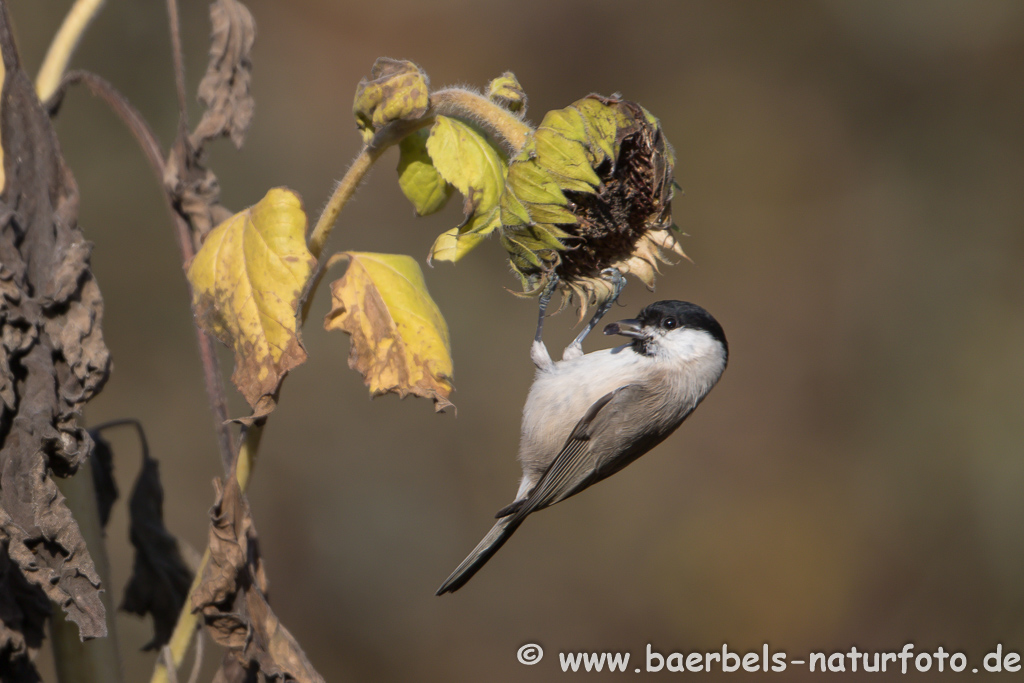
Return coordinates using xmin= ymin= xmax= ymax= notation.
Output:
xmin=192 ymin=0 xmax=256 ymax=149
xmin=88 ymin=430 xmax=118 ymax=529
xmin=192 ymin=475 xmax=323 ymax=682
xmin=0 ymin=10 xmax=110 ymax=672
xmin=120 ymin=450 xmax=193 ymax=651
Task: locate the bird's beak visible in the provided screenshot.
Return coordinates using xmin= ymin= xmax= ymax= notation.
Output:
xmin=604 ymin=318 xmax=645 ymax=339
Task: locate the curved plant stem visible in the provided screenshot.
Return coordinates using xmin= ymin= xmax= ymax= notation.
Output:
xmin=165 ymin=0 xmax=189 ymax=124
xmin=308 ymin=115 xmax=442 ymax=260
xmin=432 ymin=87 xmax=532 ymax=154
xmin=149 ymin=425 xmax=263 ymax=683
xmin=52 ymin=71 xmax=237 ymax=474
xmin=308 ymin=146 xmax=384 ymax=260
xmin=35 ymin=0 xmax=106 ymax=101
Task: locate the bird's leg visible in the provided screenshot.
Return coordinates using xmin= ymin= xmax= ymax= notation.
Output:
xmin=562 ymin=268 xmax=626 ymax=361
xmin=530 ymin=274 xmax=560 ymax=370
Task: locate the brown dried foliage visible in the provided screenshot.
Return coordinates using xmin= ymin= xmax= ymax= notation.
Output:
xmin=192 ymin=0 xmax=256 ymax=150
xmin=0 ymin=5 xmax=111 ymax=675
xmin=192 ymin=473 xmax=324 ymax=683
xmin=120 ymin=450 xmax=194 ymax=651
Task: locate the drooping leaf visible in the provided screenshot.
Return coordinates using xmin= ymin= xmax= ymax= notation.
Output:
xmin=397 ymin=129 xmax=452 ymax=216
xmin=0 ymin=10 xmax=111 ymax=666
xmin=324 ymin=253 xmax=453 ymax=411
xmin=191 ymin=0 xmax=256 ymax=149
xmin=88 ymin=430 xmax=118 ymax=529
xmin=425 ymin=116 xmax=506 ymax=263
xmin=187 ymin=188 xmax=317 ymax=413
xmin=192 ymin=474 xmax=324 ymax=683
xmin=120 ymin=448 xmax=193 ymax=651
xmin=353 ymin=58 xmax=430 ymax=145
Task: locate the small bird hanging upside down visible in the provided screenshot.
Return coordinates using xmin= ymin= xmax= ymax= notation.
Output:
xmin=437 ymin=270 xmax=728 ymax=594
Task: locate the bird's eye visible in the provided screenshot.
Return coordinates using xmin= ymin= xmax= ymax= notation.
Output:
xmin=663 ymin=317 xmax=678 ymax=330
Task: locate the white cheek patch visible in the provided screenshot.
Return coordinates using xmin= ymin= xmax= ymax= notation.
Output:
xmin=655 ymin=328 xmax=719 ymax=361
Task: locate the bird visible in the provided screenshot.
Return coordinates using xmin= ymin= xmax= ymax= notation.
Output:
xmin=436 ymin=286 xmax=727 ymax=594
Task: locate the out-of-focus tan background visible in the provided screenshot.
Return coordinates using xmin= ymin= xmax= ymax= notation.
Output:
xmin=11 ymin=0 xmax=1024 ymax=680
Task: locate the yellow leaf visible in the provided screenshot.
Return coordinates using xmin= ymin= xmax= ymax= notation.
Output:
xmin=427 ymin=227 xmax=491 ymax=264
xmin=324 ymin=253 xmax=453 ymax=411
xmin=187 ymin=188 xmax=316 ymax=410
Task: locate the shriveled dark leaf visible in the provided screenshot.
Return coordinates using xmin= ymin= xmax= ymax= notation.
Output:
xmin=120 ymin=450 xmax=193 ymax=651
xmin=0 ymin=8 xmax=111 ymax=670
xmin=165 ymin=0 xmax=251 ymax=245
xmin=192 ymin=0 xmax=256 ymax=149
xmin=163 ymin=144 xmax=233 ymax=243
xmin=192 ymin=474 xmax=324 ymax=682
xmin=213 ymin=653 xmax=257 ymax=683
xmin=88 ymin=430 xmax=118 ymax=529
xmin=0 ymin=528 xmax=50 ymax=682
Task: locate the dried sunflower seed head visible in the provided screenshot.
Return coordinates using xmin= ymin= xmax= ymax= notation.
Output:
xmin=499 ymin=94 xmax=685 ymax=310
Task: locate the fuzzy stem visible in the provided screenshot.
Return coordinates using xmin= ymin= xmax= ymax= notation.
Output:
xmin=307 ymin=115 xmax=438 ymax=261
xmin=307 ymin=146 xmax=382 ymax=260
xmin=432 ymin=87 xmax=532 ymax=154
xmin=35 ymin=0 xmax=106 ymax=101
xmin=149 ymin=425 xmax=263 ymax=683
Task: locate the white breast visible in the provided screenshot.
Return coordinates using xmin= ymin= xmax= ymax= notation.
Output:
xmin=513 ymin=328 xmax=726 ymax=500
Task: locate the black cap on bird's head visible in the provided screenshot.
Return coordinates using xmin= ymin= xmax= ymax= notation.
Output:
xmin=604 ymin=300 xmax=727 ymax=356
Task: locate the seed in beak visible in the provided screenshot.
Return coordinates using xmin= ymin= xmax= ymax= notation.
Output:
xmin=604 ymin=319 xmax=645 ymax=339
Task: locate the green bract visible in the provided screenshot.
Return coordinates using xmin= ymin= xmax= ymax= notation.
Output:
xmin=486 ymin=72 xmax=527 ymax=114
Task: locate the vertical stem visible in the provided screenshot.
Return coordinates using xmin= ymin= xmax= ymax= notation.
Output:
xmin=149 ymin=425 xmax=263 ymax=683
xmin=51 ymin=458 xmax=125 ymax=683
xmin=165 ymin=0 xmax=188 ymax=124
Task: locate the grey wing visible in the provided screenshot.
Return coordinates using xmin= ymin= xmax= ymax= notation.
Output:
xmin=507 ymin=384 xmax=650 ymax=523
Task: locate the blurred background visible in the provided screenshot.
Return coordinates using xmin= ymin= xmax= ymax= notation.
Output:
xmin=10 ymin=0 xmax=1024 ymax=680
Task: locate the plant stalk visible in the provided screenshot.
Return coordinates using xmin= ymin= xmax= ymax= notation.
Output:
xmin=35 ymin=0 xmax=106 ymax=101
xmin=432 ymin=87 xmax=532 ymax=154
xmin=51 ymin=457 xmax=125 ymax=683
xmin=148 ymin=424 xmax=263 ymax=683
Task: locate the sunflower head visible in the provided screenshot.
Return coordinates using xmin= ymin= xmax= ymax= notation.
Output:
xmin=499 ymin=94 xmax=685 ymax=308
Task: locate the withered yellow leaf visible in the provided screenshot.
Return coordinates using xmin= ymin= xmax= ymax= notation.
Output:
xmin=324 ymin=252 xmax=453 ymax=411
xmin=187 ymin=188 xmax=316 ymax=409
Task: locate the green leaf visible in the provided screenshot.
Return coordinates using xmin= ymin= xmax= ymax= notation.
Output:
xmin=425 ymin=116 xmax=507 ymax=262
xmin=397 ymin=129 xmax=452 ymax=216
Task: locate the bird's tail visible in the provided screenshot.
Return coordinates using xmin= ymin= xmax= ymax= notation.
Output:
xmin=436 ymin=516 xmax=523 ymax=595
